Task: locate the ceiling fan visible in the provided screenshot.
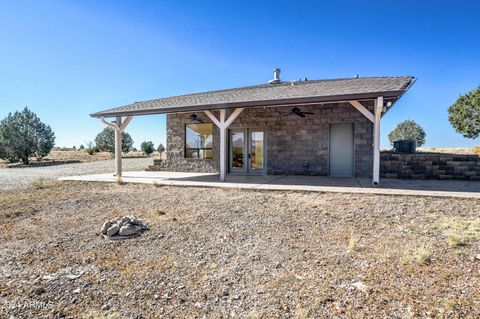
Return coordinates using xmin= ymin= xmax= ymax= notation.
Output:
xmin=189 ymin=113 xmax=204 ymax=123
xmin=285 ymin=107 xmax=314 ymax=118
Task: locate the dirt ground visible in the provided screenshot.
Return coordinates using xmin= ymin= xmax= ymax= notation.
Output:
xmin=1 ymin=181 xmax=480 ymax=318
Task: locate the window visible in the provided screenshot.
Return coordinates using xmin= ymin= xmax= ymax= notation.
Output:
xmin=185 ymin=123 xmax=213 ymax=159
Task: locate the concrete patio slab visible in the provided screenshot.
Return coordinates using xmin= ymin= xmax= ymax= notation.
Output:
xmin=58 ymin=171 xmax=480 ymax=198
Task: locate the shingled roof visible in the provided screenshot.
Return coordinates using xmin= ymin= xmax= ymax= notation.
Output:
xmin=91 ymin=76 xmax=415 ymax=118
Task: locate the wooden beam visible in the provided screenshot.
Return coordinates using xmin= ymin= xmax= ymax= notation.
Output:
xmin=100 ymin=117 xmax=119 ymax=129
xmin=119 ymin=115 xmax=133 ymax=131
xmin=203 ymin=108 xmax=244 ymax=181
xmin=372 ymin=96 xmax=383 ymax=186
xmin=224 ymin=108 xmax=244 ymax=128
xmin=349 ymin=100 xmax=374 ymax=123
xmin=203 ymin=110 xmax=221 ymax=127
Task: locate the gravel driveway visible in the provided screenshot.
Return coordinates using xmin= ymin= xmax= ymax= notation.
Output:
xmin=0 ymin=158 xmax=152 ymax=190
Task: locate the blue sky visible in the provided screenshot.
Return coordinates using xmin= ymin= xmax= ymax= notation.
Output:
xmin=1 ymin=0 xmax=479 ymax=148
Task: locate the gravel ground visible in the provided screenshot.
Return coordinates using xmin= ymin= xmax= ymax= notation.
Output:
xmin=0 ymin=158 xmax=152 ymax=190
xmin=1 ymin=181 xmax=480 ymax=318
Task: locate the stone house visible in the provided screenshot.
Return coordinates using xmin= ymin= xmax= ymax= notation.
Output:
xmin=91 ymin=69 xmax=414 ymax=185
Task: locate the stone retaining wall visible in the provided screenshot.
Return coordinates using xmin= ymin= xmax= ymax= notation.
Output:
xmin=381 ymin=152 xmax=480 ymax=180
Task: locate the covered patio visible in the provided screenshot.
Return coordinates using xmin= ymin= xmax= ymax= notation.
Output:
xmin=59 ymin=171 xmax=480 ymax=198
xmin=91 ymin=72 xmax=415 ymax=186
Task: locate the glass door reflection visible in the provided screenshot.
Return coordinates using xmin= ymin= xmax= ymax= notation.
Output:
xmin=249 ymin=131 xmax=264 ymax=171
xmin=229 ymin=130 xmax=247 ymax=173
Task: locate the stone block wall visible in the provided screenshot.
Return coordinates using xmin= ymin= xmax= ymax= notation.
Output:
xmin=159 ymin=112 xmax=220 ymax=173
xmin=381 ymin=152 xmax=480 ymax=180
xmin=153 ymin=102 xmax=374 ymax=177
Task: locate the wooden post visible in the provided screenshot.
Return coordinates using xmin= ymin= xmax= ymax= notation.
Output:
xmin=204 ymin=108 xmax=244 ymax=181
xmin=372 ymin=96 xmax=383 ymax=186
xmin=115 ymin=116 xmax=122 ymax=177
xmin=219 ymin=109 xmax=226 ymax=182
xmin=100 ymin=116 xmax=133 ymax=177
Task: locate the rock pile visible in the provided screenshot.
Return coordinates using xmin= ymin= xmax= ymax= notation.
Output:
xmin=101 ymin=216 xmax=149 ymax=239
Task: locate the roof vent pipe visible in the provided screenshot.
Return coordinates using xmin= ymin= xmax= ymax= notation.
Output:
xmin=269 ymin=68 xmax=281 ymax=84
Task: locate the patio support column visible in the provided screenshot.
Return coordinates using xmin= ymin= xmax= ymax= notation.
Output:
xmin=372 ymin=96 xmax=383 ymax=186
xmin=204 ymin=108 xmax=244 ymax=181
xmin=114 ymin=116 xmax=123 ymax=177
xmin=100 ymin=115 xmax=133 ymax=177
xmin=219 ymin=109 xmax=227 ymax=183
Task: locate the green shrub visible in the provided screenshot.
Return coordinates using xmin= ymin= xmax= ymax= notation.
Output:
xmin=388 ymin=119 xmax=426 ymax=147
xmin=448 ymin=86 xmax=480 ymax=139
xmin=95 ymin=127 xmax=133 ymax=153
xmin=0 ymin=107 xmax=55 ymax=164
xmin=141 ymin=141 xmax=155 ymax=155
xmin=157 ymin=143 xmax=165 ymax=153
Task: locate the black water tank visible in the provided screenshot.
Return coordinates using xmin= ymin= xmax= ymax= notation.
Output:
xmin=393 ymin=140 xmax=416 ymax=153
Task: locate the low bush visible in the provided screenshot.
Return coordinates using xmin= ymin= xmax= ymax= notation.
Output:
xmin=85 ymin=146 xmax=100 ymax=155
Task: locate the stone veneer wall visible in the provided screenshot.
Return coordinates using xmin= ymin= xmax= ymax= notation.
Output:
xmin=381 ymin=152 xmax=480 ymax=180
xmin=159 ymin=102 xmax=374 ymax=177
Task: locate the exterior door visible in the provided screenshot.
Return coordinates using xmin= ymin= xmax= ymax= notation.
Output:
xmin=229 ymin=129 xmax=247 ymax=173
xmin=229 ymin=129 xmax=266 ymax=174
xmin=329 ymin=123 xmax=354 ymax=176
xmin=248 ymin=130 xmax=266 ymax=174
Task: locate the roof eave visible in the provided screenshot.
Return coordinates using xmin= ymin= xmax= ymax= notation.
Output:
xmin=382 ymin=77 xmax=417 ymax=115
xmin=90 ymin=89 xmax=408 ymax=118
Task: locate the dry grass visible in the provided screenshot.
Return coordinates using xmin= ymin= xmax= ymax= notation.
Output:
xmin=414 ymin=246 xmax=432 ymax=265
xmin=0 ymin=150 xmax=159 ymax=168
xmin=48 ymin=150 xmax=112 ymax=161
xmin=0 ymin=151 xmax=113 ymax=167
xmin=115 ymin=175 xmax=124 ymax=185
xmin=381 ymin=147 xmax=480 ymax=155
xmin=347 ymin=235 xmax=362 ymax=253
xmin=416 ymin=147 xmax=480 ymax=155
xmin=152 ymin=180 xmax=164 ymax=187
xmin=31 ymin=177 xmax=46 ymax=189
xmin=442 ymin=218 xmax=480 ymax=247
xmin=0 ymin=180 xmax=71 ymax=218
